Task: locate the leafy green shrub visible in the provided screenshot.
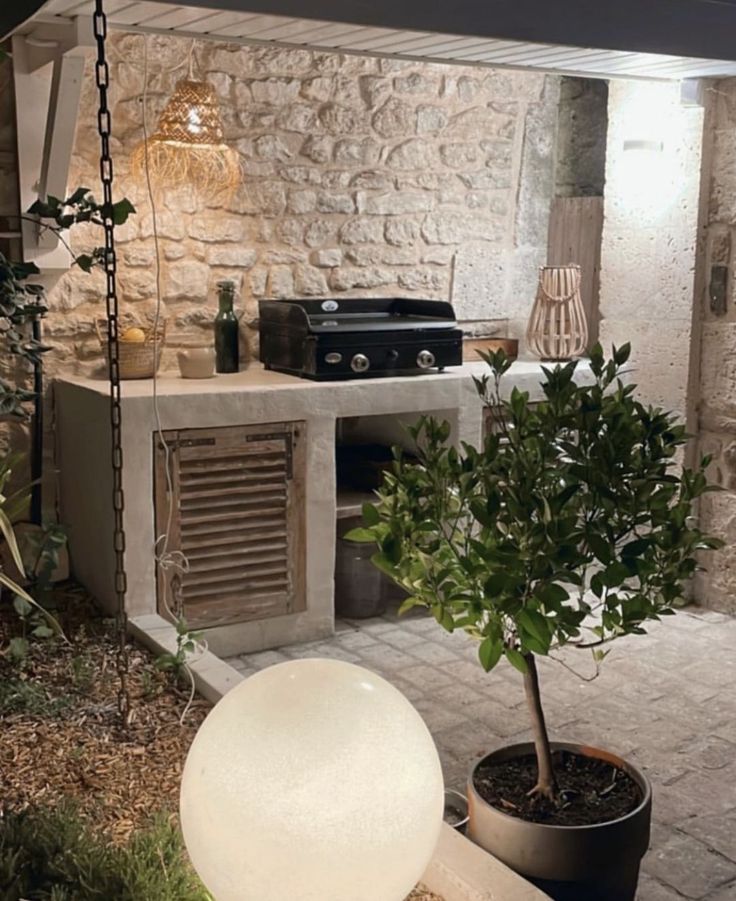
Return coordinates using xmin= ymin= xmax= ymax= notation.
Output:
xmin=0 ymin=805 xmax=210 ymax=900
xmin=350 ymin=345 xmax=721 ymax=800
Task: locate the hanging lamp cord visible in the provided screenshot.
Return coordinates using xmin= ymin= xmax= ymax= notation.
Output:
xmin=93 ymin=0 xmax=132 ymax=728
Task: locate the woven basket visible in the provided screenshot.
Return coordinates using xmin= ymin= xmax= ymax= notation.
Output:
xmin=96 ymin=318 xmax=167 ymax=380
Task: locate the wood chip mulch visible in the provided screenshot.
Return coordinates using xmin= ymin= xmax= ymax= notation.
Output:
xmin=0 ymin=586 xmax=209 ymax=844
xmin=0 ymin=585 xmax=445 ymax=899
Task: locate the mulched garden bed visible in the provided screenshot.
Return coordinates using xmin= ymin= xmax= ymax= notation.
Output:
xmin=0 ymin=584 xmax=443 ymax=899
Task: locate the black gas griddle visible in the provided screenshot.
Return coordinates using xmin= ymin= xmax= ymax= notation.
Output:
xmin=258 ymin=298 xmax=463 ymax=380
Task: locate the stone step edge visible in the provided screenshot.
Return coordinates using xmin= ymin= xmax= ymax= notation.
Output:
xmin=130 ymin=613 xmax=550 ymax=901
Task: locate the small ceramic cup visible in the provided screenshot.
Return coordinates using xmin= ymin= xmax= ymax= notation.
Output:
xmin=177 ymin=347 xmax=216 ymax=379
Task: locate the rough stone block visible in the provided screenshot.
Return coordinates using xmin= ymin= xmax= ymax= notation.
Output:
xmin=358 ymin=191 xmax=435 ymax=215
xmin=189 ymin=216 xmax=244 ymax=243
xmin=300 ymin=135 xmax=332 ymax=163
xmin=164 ymin=260 xmax=210 ymax=301
xmin=287 ymin=189 xmax=317 ymax=215
xmin=394 ymin=72 xmax=437 ymax=96
xmin=267 ymin=265 xmax=295 ymax=298
xmin=300 ymin=76 xmax=334 ymax=103
xmin=319 ymin=102 xmax=363 ymax=134
xmin=317 ymin=191 xmax=355 ymax=214
xmin=372 ymin=97 xmax=417 ymax=138
xmin=417 ymin=105 xmax=449 ymax=134
xmin=334 ymin=137 xmax=380 ymax=166
xmin=330 ymin=267 xmax=393 ymax=290
xmin=250 ymin=77 xmax=300 ymax=105
xmin=385 ymin=218 xmax=421 ymax=246
xmin=386 ymin=138 xmax=435 ymax=170
xmin=253 ymin=134 xmax=294 ymax=161
xmin=295 ymin=264 xmax=329 ymax=296
xmin=304 ymin=219 xmax=337 ymax=248
xmin=359 ymin=75 xmax=391 ymax=110
xmin=398 ymin=268 xmax=444 ymax=292
xmin=311 ymin=249 xmax=342 ymax=268
xmin=421 ymin=211 xmax=500 ymax=244
xmin=205 ymin=247 xmax=257 ymax=268
xmin=277 ymin=103 xmax=317 ymax=133
xmin=350 ymin=169 xmax=394 ymax=190
xmin=339 ymin=218 xmax=384 ymax=244
xmin=439 ymin=142 xmax=481 ymax=168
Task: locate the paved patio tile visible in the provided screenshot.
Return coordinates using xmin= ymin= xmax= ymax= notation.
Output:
xmin=642 ymin=831 xmax=736 ymax=899
xmin=227 ymin=605 xmax=736 ymax=901
xmin=678 ymin=810 xmax=736 ymax=864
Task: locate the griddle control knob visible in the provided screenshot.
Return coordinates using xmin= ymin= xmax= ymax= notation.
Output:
xmin=417 ymin=349 xmax=436 ymax=370
xmin=351 ymin=353 xmax=370 ymax=373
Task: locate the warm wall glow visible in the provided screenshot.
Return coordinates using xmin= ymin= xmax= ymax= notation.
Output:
xmin=180 ymin=659 xmax=444 ymax=901
xmin=609 ymin=82 xmax=685 ymax=219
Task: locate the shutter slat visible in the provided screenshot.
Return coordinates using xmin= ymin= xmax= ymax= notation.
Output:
xmin=188 ymin=549 xmax=288 ymax=575
xmin=155 ymin=423 xmax=305 ymax=628
xmin=181 ymin=524 xmax=287 ymax=550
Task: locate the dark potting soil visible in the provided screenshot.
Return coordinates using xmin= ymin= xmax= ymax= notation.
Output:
xmin=473 ymin=749 xmax=643 ymax=827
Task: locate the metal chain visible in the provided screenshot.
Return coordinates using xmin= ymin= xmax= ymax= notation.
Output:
xmin=93 ymin=0 xmax=132 ymax=727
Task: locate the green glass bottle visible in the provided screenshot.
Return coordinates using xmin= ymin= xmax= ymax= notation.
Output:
xmin=214 ymin=280 xmax=239 ymax=373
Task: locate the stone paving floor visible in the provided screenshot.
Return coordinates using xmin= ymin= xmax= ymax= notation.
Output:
xmin=226 ymin=605 xmax=736 ymax=901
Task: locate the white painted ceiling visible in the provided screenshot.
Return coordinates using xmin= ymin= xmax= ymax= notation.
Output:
xmin=21 ymin=0 xmax=736 ymax=80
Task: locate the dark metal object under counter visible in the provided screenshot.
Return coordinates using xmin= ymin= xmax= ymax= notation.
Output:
xmin=258 ymin=297 xmax=463 ymax=380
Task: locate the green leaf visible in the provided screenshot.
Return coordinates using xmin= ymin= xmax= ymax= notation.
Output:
xmin=111 ymin=198 xmax=136 ymax=225
xmin=538 ymin=583 xmax=570 ymax=605
xmin=602 ymin=561 xmax=631 ymax=587
xmin=0 ymin=508 xmax=26 ymax=576
xmin=478 ymin=637 xmax=503 ymax=672
xmin=517 ymin=608 xmax=550 ymax=645
xmin=587 ymin=533 xmax=612 ymax=565
xmin=484 ymin=572 xmax=507 ymax=596
xmin=343 ymin=527 xmax=375 ymax=543
xmin=504 ymin=646 xmax=528 ymax=674
xmin=8 ymin=637 xmax=29 ymax=662
xmin=13 ymin=595 xmax=32 ymax=617
xmin=32 ymin=624 xmax=54 ymax=639
xmin=362 ymin=502 xmax=380 ymax=526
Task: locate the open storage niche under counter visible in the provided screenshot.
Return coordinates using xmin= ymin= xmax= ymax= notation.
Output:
xmin=154 ymin=422 xmax=306 ymax=630
xmin=54 ymin=360 xmax=594 ymax=657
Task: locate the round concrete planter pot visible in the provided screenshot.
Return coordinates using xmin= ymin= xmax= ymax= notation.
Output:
xmin=467 ymin=742 xmax=652 ymax=901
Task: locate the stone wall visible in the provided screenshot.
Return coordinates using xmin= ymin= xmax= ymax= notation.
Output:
xmin=599 ymin=80 xmax=705 ymax=420
xmin=29 ymin=34 xmax=560 ymax=376
xmin=694 ymin=78 xmax=736 ymax=613
xmin=554 ymin=76 xmax=608 ymax=197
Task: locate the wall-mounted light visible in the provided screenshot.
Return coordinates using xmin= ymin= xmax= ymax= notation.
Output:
xmin=623 ymin=139 xmax=664 ymax=153
xmin=132 ymin=77 xmax=240 ymax=199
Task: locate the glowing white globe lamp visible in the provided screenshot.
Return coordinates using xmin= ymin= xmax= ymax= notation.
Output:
xmin=180 ymin=658 xmax=444 ymax=901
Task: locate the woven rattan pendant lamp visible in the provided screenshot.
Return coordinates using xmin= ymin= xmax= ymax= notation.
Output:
xmin=132 ymin=74 xmax=240 ymax=198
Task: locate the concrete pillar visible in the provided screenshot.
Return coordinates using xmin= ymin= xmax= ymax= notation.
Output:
xmin=598 ymin=80 xmax=705 ymax=421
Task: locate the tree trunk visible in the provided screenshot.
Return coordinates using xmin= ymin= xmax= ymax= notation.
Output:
xmin=522 ymin=652 xmax=558 ymax=802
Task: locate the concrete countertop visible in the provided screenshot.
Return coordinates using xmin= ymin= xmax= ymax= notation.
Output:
xmin=56 ymin=358 xmax=593 ymax=402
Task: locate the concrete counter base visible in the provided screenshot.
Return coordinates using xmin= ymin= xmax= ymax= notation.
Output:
xmin=57 ymin=360 xmax=593 ymax=657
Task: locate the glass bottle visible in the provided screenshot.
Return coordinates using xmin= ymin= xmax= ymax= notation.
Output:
xmin=214 ymin=280 xmax=239 ymax=373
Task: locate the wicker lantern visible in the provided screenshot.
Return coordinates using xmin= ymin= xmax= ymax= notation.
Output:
xmin=132 ymin=78 xmax=240 ymax=199
xmin=526 ymin=264 xmax=588 ymax=361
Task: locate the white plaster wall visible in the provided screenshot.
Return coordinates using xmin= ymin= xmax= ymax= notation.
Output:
xmin=599 ymin=80 xmax=705 ymax=419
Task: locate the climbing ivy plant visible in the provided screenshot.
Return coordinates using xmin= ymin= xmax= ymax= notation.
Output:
xmin=0 ymin=189 xmax=135 ymax=419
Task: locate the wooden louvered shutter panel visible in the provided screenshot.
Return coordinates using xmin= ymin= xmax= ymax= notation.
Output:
xmin=154 ymin=422 xmax=306 ymax=629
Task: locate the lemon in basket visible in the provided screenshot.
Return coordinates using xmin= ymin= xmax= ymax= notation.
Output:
xmin=120 ymin=327 xmax=146 ymax=343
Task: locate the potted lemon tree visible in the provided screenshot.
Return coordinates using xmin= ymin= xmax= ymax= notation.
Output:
xmin=349 ymin=345 xmax=721 ymax=901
